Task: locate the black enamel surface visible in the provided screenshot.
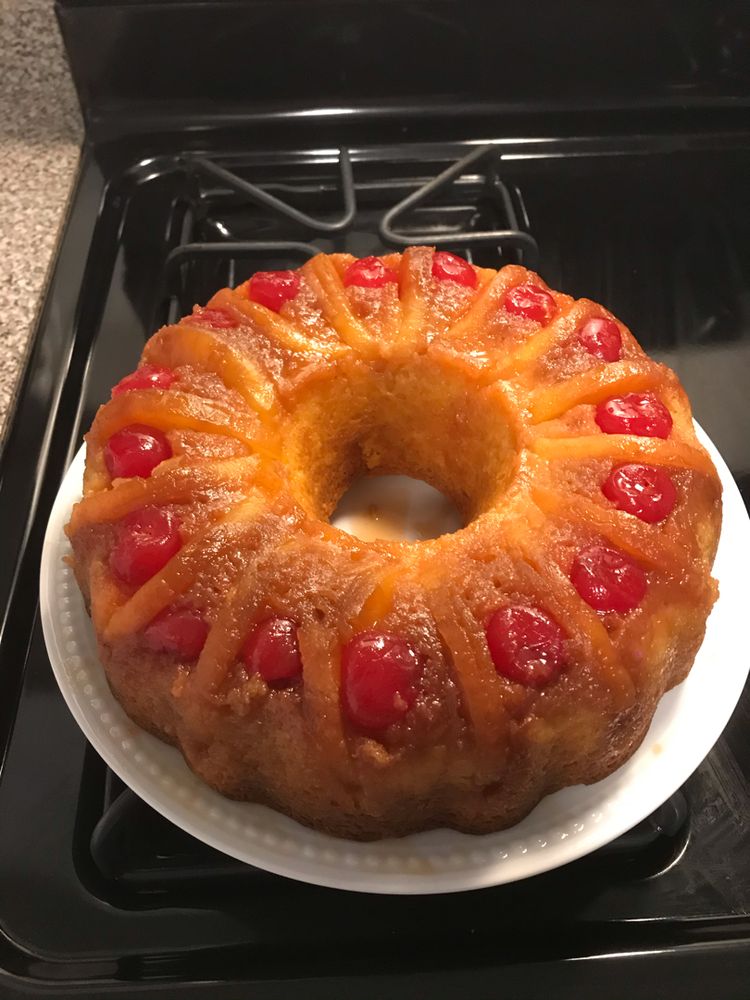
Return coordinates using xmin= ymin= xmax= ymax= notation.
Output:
xmin=0 ymin=129 xmax=749 ymax=997
xmin=2 ymin=2 xmax=750 ymax=988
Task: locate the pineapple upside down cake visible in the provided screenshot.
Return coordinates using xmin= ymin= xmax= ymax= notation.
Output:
xmin=65 ymin=247 xmax=721 ymax=839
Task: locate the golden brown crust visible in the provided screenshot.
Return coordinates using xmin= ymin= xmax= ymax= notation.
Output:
xmin=66 ymin=250 xmax=722 ymax=840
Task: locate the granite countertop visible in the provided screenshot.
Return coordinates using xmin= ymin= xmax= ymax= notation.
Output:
xmin=0 ymin=0 xmax=82 ymax=446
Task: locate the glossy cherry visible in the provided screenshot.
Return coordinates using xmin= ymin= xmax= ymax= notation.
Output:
xmin=103 ymin=424 xmax=172 ymax=480
xmin=110 ymin=507 xmax=182 ymax=587
xmin=247 ymin=271 xmax=301 ymax=312
xmin=184 ymin=306 xmax=239 ymax=329
xmin=242 ymin=617 xmax=303 ymax=685
xmin=570 ymin=544 xmax=647 ymax=613
xmin=595 ymin=393 xmax=672 ymax=439
xmin=343 ymin=256 xmax=399 ymax=288
xmin=144 ymin=607 xmax=209 ymax=659
xmin=602 ymin=464 xmax=677 ymax=523
xmin=578 ymin=317 xmax=623 ymax=362
xmin=504 ymin=283 xmax=555 ymax=323
xmin=486 ymin=605 xmax=566 ymax=688
xmin=431 ymin=251 xmax=477 ymax=287
xmin=341 ymin=632 xmax=419 ymax=730
xmin=111 ymin=365 xmax=175 ymax=397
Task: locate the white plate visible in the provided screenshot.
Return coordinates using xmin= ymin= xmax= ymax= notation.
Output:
xmin=40 ymin=428 xmax=750 ymax=894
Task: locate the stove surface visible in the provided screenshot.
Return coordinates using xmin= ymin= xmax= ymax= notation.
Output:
xmin=1 ymin=130 xmax=750 ymax=998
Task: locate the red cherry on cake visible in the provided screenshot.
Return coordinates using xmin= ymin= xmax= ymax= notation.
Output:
xmin=242 ymin=617 xmax=303 ymax=685
xmin=570 ymin=544 xmax=647 ymax=613
xmin=341 ymin=632 xmax=419 ymax=730
xmin=343 ymin=256 xmax=399 ymax=288
xmin=486 ymin=605 xmax=566 ymax=688
xmin=602 ymin=464 xmax=677 ymax=523
xmin=247 ymin=271 xmax=300 ymax=312
xmin=111 ymin=365 xmax=175 ymax=397
xmin=578 ymin=317 xmax=622 ymax=362
xmin=144 ymin=607 xmax=209 ymax=659
xmin=595 ymin=393 xmax=672 ymax=439
xmin=110 ymin=507 xmax=182 ymax=587
xmin=184 ymin=307 xmax=239 ymax=329
xmin=504 ymin=283 xmax=555 ymax=323
xmin=104 ymin=424 xmax=172 ymax=480
xmin=431 ymin=251 xmax=477 ymax=287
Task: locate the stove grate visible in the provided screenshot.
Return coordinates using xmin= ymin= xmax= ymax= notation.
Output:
xmin=380 ymin=145 xmax=539 ymax=267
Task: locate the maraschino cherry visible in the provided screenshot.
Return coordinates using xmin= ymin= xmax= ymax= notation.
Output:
xmin=341 ymin=632 xmax=419 ymax=730
xmin=431 ymin=251 xmax=477 ymax=287
xmin=144 ymin=607 xmax=209 ymax=659
xmin=595 ymin=393 xmax=672 ymax=439
xmin=104 ymin=425 xmax=172 ymax=479
xmin=110 ymin=507 xmax=182 ymax=586
xmin=343 ymin=256 xmax=399 ymax=288
xmin=486 ymin=604 xmax=566 ymax=688
xmin=504 ymin=283 xmax=555 ymax=323
xmin=570 ymin=544 xmax=647 ymax=613
xmin=247 ymin=271 xmax=300 ymax=312
xmin=111 ymin=365 xmax=175 ymax=397
xmin=242 ymin=618 xmax=303 ymax=685
xmin=602 ymin=464 xmax=677 ymax=523
xmin=578 ymin=317 xmax=622 ymax=362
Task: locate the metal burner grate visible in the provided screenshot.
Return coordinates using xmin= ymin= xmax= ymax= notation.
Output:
xmin=380 ymin=145 xmax=539 ymax=266
xmin=188 ymin=148 xmax=357 ymax=233
xmin=3 ymin=124 xmax=750 ymax=994
xmin=155 ymin=146 xmax=539 ymax=329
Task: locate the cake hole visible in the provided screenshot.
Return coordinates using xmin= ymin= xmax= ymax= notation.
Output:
xmin=331 ymin=475 xmax=464 ymax=542
xmin=282 ymin=356 xmax=520 ymax=525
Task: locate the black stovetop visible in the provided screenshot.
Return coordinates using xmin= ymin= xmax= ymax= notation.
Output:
xmin=1 ymin=126 xmax=749 ymax=1000
xmin=1 ymin=2 xmax=750 ymax=997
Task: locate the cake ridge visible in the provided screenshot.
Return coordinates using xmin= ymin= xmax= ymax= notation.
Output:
xmin=144 ymin=322 xmax=278 ymax=413
xmin=530 ymin=433 xmax=716 ymax=475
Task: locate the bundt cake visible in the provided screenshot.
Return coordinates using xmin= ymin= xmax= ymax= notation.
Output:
xmin=65 ymin=247 xmax=722 ymax=839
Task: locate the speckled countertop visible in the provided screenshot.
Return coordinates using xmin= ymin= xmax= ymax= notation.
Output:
xmin=0 ymin=0 xmax=82 ymax=445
